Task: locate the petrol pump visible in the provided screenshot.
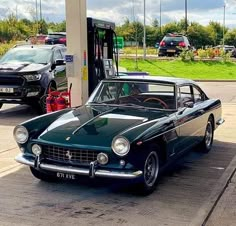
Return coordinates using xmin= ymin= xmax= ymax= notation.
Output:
xmin=87 ymin=17 xmax=118 ymax=95
xmin=46 ymin=17 xmax=118 ymax=113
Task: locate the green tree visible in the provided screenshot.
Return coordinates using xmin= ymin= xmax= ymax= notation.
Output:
xmin=151 ymin=18 xmax=159 ymax=28
xmin=224 ymin=29 xmax=236 ymax=46
xmin=162 ymin=21 xmax=180 ymax=35
xmin=115 ymin=19 xmax=143 ymax=44
xmin=187 ymin=22 xmax=213 ymax=48
xmin=206 ymin=21 xmax=227 ymax=46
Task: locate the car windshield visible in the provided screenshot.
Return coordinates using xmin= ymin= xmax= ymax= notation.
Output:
xmin=164 ymin=36 xmax=184 ymax=42
xmin=0 ymin=48 xmax=52 ymax=64
xmin=87 ymin=81 xmax=176 ymax=111
xmin=48 ymin=34 xmax=66 ymax=38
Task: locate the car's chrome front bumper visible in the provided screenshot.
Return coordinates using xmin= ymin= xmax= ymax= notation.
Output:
xmin=216 ymin=118 xmax=225 ymax=125
xmin=15 ymin=153 xmax=143 ymax=179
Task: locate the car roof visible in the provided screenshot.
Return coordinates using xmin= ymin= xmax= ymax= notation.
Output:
xmin=13 ymin=44 xmax=66 ymax=50
xmin=107 ymin=75 xmax=196 ymax=86
xmin=48 ymin=32 xmax=66 ymax=35
xmin=164 ymin=33 xmax=187 ymax=38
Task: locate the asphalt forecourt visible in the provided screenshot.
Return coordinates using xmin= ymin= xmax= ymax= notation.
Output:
xmin=0 ymin=89 xmax=235 ymax=225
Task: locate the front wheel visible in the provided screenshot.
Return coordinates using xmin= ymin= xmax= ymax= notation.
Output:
xmin=138 ymin=151 xmax=160 ymax=195
xmin=30 ymin=167 xmax=58 ymax=182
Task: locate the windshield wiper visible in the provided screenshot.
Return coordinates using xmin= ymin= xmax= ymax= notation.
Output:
xmin=38 ymin=62 xmax=48 ymax=65
xmin=118 ymin=103 xmax=149 ymax=110
xmin=89 ymin=101 xmax=108 ymax=105
xmin=118 ymin=103 xmax=176 ymax=112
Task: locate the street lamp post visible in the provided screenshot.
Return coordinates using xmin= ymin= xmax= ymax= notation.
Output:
xmin=143 ymin=0 xmax=146 ymax=59
xmin=35 ymin=0 xmax=38 ymax=34
xmin=39 ymin=0 xmax=42 ymax=33
xmin=185 ymin=0 xmax=188 ymax=34
xmin=160 ymin=0 xmax=162 ymax=34
xmin=223 ymin=3 xmax=226 ymax=46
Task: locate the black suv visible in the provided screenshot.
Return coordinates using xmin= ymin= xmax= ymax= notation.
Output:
xmin=158 ymin=33 xmax=191 ymax=56
xmin=0 ymin=44 xmax=67 ymax=113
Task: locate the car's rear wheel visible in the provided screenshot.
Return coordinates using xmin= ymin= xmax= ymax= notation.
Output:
xmin=138 ymin=149 xmax=160 ymax=195
xmin=200 ymin=117 xmax=214 ymax=153
xmin=30 ymin=167 xmax=58 ymax=182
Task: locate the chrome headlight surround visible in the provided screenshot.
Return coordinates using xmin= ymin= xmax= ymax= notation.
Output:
xmin=13 ymin=125 xmax=29 ymax=144
xmin=23 ymin=74 xmax=41 ymax=82
xmin=32 ymin=144 xmax=42 ymax=156
xmin=97 ymin=152 xmax=109 ymax=165
xmin=112 ymin=136 xmax=130 ymax=157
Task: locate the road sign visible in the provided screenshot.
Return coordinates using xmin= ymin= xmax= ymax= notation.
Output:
xmin=114 ymin=36 xmax=124 ymax=49
xmin=65 ymin=55 xmax=74 ymax=63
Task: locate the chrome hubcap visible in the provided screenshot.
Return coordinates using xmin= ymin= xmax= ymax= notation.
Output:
xmin=144 ymin=151 xmax=159 ymax=187
xmin=205 ymin=121 xmax=213 ymax=148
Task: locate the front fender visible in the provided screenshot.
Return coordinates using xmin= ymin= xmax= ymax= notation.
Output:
xmin=18 ymin=108 xmax=72 ymax=139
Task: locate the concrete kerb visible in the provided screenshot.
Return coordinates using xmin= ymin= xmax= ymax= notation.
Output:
xmin=190 ymin=151 xmax=236 ymax=226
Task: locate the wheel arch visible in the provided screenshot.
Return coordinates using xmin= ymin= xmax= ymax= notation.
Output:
xmin=209 ymin=113 xmax=215 ymax=130
xmin=143 ymin=136 xmax=168 ymax=165
xmin=49 ymin=80 xmax=57 ymax=91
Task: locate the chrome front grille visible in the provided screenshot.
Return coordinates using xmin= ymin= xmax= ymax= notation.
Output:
xmin=43 ymin=145 xmax=98 ymax=165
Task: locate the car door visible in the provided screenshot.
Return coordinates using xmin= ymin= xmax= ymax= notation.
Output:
xmin=191 ymin=85 xmax=209 ymax=142
xmin=53 ymin=48 xmax=67 ymax=91
xmin=175 ymin=85 xmax=200 ymax=153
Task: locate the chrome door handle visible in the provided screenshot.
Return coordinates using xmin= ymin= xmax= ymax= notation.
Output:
xmin=198 ymin=109 xmax=204 ymax=114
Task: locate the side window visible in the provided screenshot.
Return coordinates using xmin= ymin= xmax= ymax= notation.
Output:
xmin=178 ymin=85 xmax=193 ymax=108
xmin=53 ymin=49 xmax=63 ymax=61
xmin=193 ymin=86 xmax=204 ymax=103
xmin=60 ymin=48 xmax=66 ymax=59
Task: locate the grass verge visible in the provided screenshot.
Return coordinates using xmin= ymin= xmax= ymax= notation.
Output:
xmin=119 ymin=58 xmax=236 ymax=80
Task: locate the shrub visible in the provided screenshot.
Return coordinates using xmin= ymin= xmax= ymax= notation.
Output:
xmin=179 ymin=49 xmax=195 ymax=62
xmin=206 ymin=48 xmax=215 ymax=58
xmin=220 ymin=49 xmax=231 ymax=62
xmin=197 ymin=49 xmax=207 ymax=59
xmin=0 ymin=42 xmax=14 ymax=56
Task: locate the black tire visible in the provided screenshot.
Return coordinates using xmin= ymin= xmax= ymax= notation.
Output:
xmin=30 ymin=167 xmax=58 ymax=182
xmin=29 ymin=100 xmax=43 ymax=114
xmin=200 ymin=117 xmax=214 ymax=153
xmin=0 ymin=103 xmax=3 ymax=109
xmin=137 ymin=150 xmax=160 ymax=195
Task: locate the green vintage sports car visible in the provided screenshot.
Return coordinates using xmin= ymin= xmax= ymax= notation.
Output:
xmin=14 ymin=76 xmax=224 ymax=194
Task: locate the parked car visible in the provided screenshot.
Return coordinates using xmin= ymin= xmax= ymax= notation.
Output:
xmin=45 ymin=32 xmax=66 ymax=45
xmin=213 ymin=45 xmax=236 ymax=57
xmin=0 ymin=44 xmax=67 ymax=113
xmin=14 ymin=76 xmax=224 ymax=194
xmin=26 ymin=34 xmax=48 ymax=44
xmin=231 ymin=47 xmax=236 ymax=58
xmin=158 ymin=33 xmax=191 ymax=56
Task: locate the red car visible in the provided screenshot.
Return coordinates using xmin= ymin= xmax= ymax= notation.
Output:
xmin=45 ymin=32 xmax=66 ymax=46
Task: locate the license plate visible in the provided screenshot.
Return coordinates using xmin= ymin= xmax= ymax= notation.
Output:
xmin=0 ymin=87 xmax=14 ymax=93
xmin=167 ymin=49 xmax=176 ymax=53
xmin=56 ymin=172 xmax=76 ymax=180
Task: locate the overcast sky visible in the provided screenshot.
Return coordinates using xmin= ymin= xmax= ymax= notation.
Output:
xmin=1 ymin=0 xmax=236 ymax=28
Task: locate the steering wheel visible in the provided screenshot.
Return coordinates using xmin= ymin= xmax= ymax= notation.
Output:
xmin=143 ymin=97 xmax=168 ymax=109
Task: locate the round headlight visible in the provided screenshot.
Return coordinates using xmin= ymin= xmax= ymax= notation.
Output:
xmin=112 ymin=136 xmax=130 ymax=156
xmin=13 ymin=126 xmax=29 ymax=144
xmin=32 ymin=144 xmax=42 ymax=156
xmin=97 ymin=153 xmax=109 ymax=165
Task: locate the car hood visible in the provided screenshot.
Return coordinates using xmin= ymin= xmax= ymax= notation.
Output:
xmin=38 ymin=105 xmax=170 ymax=148
xmin=0 ymin=62 xmax=48 ymax=73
